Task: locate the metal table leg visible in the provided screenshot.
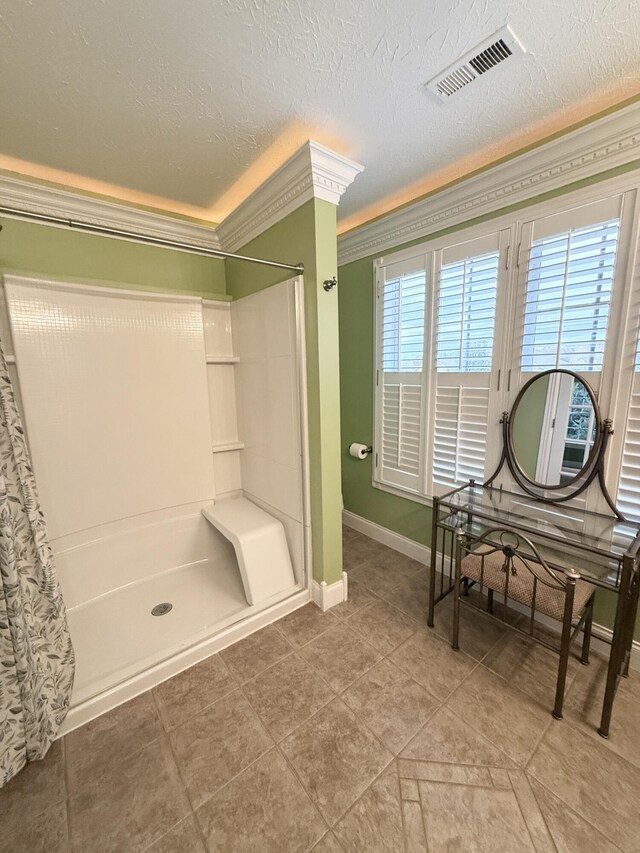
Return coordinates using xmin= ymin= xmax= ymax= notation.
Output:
xmin=598 ymin=555 xmax=633 ymax=738
xmin=428 ymin=496 xmax=439 ymax=627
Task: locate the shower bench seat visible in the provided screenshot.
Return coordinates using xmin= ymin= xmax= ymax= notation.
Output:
xmin=201 ymin=497 xmax=295 ymax=606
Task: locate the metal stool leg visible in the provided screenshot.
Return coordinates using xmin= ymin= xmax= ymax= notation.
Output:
xmin=553 ymin=574 xmax=577 ymax=720
xmin=581 ymin=594 xmax=594 ymax=666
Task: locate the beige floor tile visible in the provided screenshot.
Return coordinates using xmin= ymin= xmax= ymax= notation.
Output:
xmin=2 ymin=801 xmax=68 ymax=853
xmin=447 ymin=665 xmax=552 ymax=766
xmin=430 ymin=595 xmax=507 ymax=660
xmin=381 ymin=573 xmax=429 ymax=622
xmin=342 ymin=659 xmax=439 ymax=754
xmin=311 ymin=832 xmax=344 ymax=852
xmin=220 ymin=623 xmax=293 ymax=682
xmin=400 ymin=705 xmax=517 ymax=768
xmin=348 ymin=600 xmax=418 ymax=655
xmin=402 ymin=799 xmax=428 ymax=852
xmin=243 ymin=653 xmax=335 ymax=741
xmin=563 ymin=656 xmax=640 ymax=769
xmin=417 ymin=779 xmax=537 ymax=852
xmin=66 ymin=690 xmax=163 ymax=793
xmin=369 ymin=547 xmax=424 ymax=578
xmin=484 ymin=629 xmax=581 ymax=709
xmin=528 ymin=775 xmax=622 ymax=853
xmin=169 ymin=690 xmax=273 ymax=808
xmin=332 ymin=580 xmax=378 ymax=620
xmin=196 ymin=748 xmax=326 ymax=852
xmin=400 ymin=778 xmax=420 ymax=800
xmin=280 ymin=698 xmax=393 ymax=825
xmin=454 ymin=583 xmax=525 ymax=629
xmin=300 ymin=622 xmax=382 ymax=693
xmin=0 ymin=739 xmax=65 ymax=839
xmin=348 ymin=560 xmax=414 ymax=597
xmin=342 ymin=526 xmax=361 ymax=543
xmin=145 ymin=815 xmax=207 ymax=853
xmin=68 ymin=737 xmax=190 ymax=853
xmin=342 ymin=536 xmax=382 ymax=570
xmin=508 ymin=770 xmax=556 ymax=852
xmin=332 ymin=762 xmax=404 ymax=852
xmin=390 ymin=627 xmax=476 ymax=700
xmin=277 ymin=602 xmax=339 ymax=647
xmin=398 ymin=758 xmax=495 ymax=786
xmin=153 ymin=653 xmax=237 ymax=730
xmin=528 ymin=720 xmax=640 ymax=852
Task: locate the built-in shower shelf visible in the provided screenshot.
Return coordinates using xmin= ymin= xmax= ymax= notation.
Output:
xmin=212 ymin=441 xmax=245 ymax=453
xmin=4 ymin=355 xmax=16 ymax=364
xmin=206 ymin=355 xmax=240 ymax=364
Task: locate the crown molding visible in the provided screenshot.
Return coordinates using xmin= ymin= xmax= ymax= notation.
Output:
xmin=217 ymin=140 xmax=364 ymax=252
xmin=337 ymin=101 xmax=640 ymax=266
xmin=0 ymin=173 xmax=222 ymax=251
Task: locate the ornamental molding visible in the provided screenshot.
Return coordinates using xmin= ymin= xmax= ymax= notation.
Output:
xmin=337 ymin=101 xmax=640 ymax=266
xmin=0 ymin=173 xmax=222 ymax=251
xmin=217 ymin=140 xmax=364 ymax=252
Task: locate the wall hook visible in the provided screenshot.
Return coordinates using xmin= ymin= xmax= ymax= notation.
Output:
xmin=323 ymin=277 xmax=337 ymax=292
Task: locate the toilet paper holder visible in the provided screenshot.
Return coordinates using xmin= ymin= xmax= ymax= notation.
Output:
xmin=349 ymin=443 xmax=373 ymax=459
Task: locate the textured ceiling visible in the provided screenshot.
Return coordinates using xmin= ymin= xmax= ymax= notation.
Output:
xmin=1 ymin=0 xmax=639 ymax=231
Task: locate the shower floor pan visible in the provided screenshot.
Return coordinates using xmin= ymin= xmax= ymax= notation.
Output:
xmin=64 ymin=556 xmax=304 ymax=730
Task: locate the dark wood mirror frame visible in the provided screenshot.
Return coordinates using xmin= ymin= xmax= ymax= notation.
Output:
xmin=485 ymin=369 xmax=624 ymax=519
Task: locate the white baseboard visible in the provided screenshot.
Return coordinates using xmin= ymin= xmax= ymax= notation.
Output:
xmin=342 ymin=509 xmax=640 ymax=672
xmin=342 ymin=510 xmax=432 ymax=565
xmin=312 ymin=572 xmax=348 ymax=611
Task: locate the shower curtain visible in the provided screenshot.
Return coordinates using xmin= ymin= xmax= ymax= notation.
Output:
xmin=0 ymin=343 xmax=74 ymax=787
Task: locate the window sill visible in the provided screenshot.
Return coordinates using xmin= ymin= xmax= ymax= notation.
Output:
xmin=372 ymin=478 xmax=434 ymax=507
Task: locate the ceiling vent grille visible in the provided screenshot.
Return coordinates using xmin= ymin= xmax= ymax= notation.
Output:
xmin=426 ymin=26 xmax=526 ymax=99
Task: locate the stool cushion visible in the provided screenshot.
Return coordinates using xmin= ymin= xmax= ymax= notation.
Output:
xmin=461 ymin=549 xmax=594 ymax=622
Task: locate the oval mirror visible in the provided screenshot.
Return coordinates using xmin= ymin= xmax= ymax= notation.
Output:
xmin=510 ymin=370 xmax=601 ymax=488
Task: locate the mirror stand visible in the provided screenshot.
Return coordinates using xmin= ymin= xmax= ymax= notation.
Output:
xmin=485 ymin=412 xmax=624 ymax=519
xmin=484 ymin=369 xmax=625 ymax=520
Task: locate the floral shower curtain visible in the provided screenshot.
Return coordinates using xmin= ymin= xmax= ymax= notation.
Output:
xmin=0 ymin=342 xmax=74 ymax=787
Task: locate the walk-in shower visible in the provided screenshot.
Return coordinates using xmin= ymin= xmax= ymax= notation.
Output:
xmin=1 ymin=274 xmax=310 ymax=732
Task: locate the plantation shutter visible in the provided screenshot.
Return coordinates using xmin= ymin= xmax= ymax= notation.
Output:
xmin=616 ymin=254 xmax=640 ymax=521
xmin=429 ymin=232 xmax=505 ymax=495
xmin=375 ymin=257 xmax=427 ymax=492
xmin=617 ymin=369 xmax=640 ymax=521
xmin=514 ymin=196 xmax=623 ymax=397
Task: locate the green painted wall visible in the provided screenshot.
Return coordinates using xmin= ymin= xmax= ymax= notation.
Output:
xmin=339 ymin=159 xmax=640 ymax=637
xmin=338 ymin=252 xmax=432 ymax=545
xmin=0 ymin=216 xmax=227 ymax=298
xmin=225 ymin=198 xmax=343 ymax=585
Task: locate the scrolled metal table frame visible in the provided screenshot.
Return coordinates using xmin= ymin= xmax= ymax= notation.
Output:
xmin=427 ymin=369 xmax=640 ymax=739
xmin=428 ymin=483 xmax=640 ymax=738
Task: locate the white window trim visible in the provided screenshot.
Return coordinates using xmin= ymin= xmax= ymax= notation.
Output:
xmin=372 ymin=168 xmax=640 ymax=513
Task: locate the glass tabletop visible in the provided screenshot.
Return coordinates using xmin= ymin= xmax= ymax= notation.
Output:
xmin=437 ymin=483 xmax=640 ymax=586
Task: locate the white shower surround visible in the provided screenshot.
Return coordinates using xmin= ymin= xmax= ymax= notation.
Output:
xmin=2 ymin=274 xmax=310 ymax=733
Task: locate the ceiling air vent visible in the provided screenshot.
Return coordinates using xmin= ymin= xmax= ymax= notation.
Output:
xmin=426 ymin=26 xmax=526 ymax=99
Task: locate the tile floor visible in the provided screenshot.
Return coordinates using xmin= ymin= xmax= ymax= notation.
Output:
xmin=2 ymin=527 xmax=639 ymax=852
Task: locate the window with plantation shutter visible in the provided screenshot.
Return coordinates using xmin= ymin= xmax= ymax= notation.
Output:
xmin=375 ymin=260 xmax=427 ymax=492
xmin=371 ymin=185 xmax=637 ymax=512
xmin=512 ymin=196 xmax=624 ymax=406
xmin=429 ymin=233 xmax=506 ymax=495
xmin=521 ymin=219 xmax=618 ymax=373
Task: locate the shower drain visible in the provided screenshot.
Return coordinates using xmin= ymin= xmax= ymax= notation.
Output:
xmin=151 ymin=602 xmax=173 ymax=616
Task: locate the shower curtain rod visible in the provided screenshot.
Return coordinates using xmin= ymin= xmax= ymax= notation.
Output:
xmin=0 ymin=205 xmax=304 ymax=273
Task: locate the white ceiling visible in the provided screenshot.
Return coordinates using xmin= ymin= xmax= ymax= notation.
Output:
xmin=1 ymin=0 xmax=639 ymax=232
